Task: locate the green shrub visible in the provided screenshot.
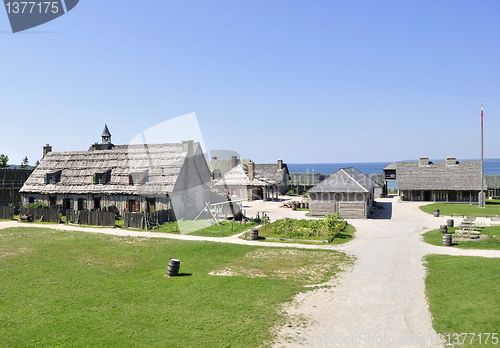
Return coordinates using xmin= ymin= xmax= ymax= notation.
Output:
xmin=286 ymin=189 xmax=296 ymax=196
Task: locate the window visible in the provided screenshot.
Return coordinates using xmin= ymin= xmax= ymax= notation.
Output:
xmin=130 ymin=169 xmax=149 ymax=186
xmin=93 ymin=171 xmax=110 ymax=185
xmin=126 ymin=200 xmax=139 ymax=213
xmin=45 ymin=171 xmax=61 ymax=184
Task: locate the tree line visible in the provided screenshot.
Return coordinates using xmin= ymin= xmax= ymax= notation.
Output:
xmin=0 ymin=154 xmax=39 ymax=169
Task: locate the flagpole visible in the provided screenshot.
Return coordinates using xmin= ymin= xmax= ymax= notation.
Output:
xmin=479 ymin=104 xmax=485 ymax=208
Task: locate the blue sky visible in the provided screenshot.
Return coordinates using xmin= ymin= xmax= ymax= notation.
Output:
xmin=1 ymin=0 xmax=499 ymax=165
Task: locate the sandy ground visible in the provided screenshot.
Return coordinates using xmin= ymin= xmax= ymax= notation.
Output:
xmin=2 ymin=197 xmax=500 ymax=347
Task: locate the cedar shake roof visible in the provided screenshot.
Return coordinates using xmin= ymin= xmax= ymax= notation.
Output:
xmin=383 ymin=162 xmax=396 ymax=170
xmin=20 ymin=142 xmax=208 ymax=195
xmin=254 ymin=163 xmax=289 ymax=184
xmin=213 ymin=161 xmax=289 ymax=187
xmin=209 ymin=159 xmax=251 ymax=178
xmin=213 ymin=164 xmax=252 ymax=186
xmin=396 ymin=160 xmax=484 ymax=190
xmin=308 ymin=167 xmax=375 ymax=193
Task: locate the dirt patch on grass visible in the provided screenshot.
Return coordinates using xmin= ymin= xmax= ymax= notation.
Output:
xmin=209 ymin=248 xmax=353 ymax=284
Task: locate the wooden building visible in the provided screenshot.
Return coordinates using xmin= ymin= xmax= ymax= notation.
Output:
xmin=20 ymin=126 xmax=211 ymax=218
xmin=0 ymin=168 xmax=33 ymax=206
xmin=396 ymin=157 xmax=484 ymax=203
xmin=308 ymin=167 xmax=376 ymax=219
xmin=214 ymin=159 xmax=289 ymax=201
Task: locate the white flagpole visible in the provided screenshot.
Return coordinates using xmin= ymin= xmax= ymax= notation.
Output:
xmin=479 ymin=104 xmax=485 ymax=208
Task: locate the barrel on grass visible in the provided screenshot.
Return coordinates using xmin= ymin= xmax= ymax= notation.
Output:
xmin=440 ymin=225 xmax=448 ymax=234
xmin=250 ymin=228 xmax=259 ymax=240
xmin=447 ymin=219 xmax=454 ymax=227
xmin=443 ymin=234 xmax=452 ymax=246
xmin=434 ymin=209 xmax=440 ymax=217
xmin=167 ymin=258 xmax=180 ymax=276
xmin=292 ymin=203 xmax=297 ymax=211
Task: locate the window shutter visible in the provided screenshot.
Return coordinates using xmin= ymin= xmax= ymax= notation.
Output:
xmin=129 ymin=175 xmax=133 ymax=185
xmin=93 ymin=174 xmax=97 ymax=184
xmin=83 ymin=200 xmax=87 ymax=210
xmin=70 ymin=200 xmax=74 ymax=210
xmin=126 ymin=200 xmax=129 ymax=213
xmin=135 ymin=200 xmax=139 ymax=212
xmin=102 ymin=173 xmax=107 ymax=185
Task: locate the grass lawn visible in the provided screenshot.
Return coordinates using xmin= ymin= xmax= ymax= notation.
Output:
xmin=420 ymin=200 xmax=500 ymax=217
xmin=422 ymin=226 xmax=500 ymax=250
xmin=424 ymin=255 xmax=500 ymax=347
xmin=0 ymin=227 xmax=352 ymax=348
xmin=154 ymin=220 xmax=258 ymax=237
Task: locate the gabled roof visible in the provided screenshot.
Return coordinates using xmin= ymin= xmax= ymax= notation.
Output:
xmin=254 ymin=163 xmax=289 ymax=184
xmin=308 ymin=167 xmax=375 ymax=193
xmin=209 ymin=159 xmax=251 ymax=178
xmin=20 ymin=142 xmax=208 ymax=195
xmin=383 ymin=162 xmax=396 ymax=170
xmin=214 ymin=163 xmax=252 ymax=186
xmin=396 ymin=160 xmax=484 ymax=190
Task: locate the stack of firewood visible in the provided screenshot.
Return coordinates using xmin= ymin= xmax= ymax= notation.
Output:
xmin=280 ymin=201 xmax=300 ymax=208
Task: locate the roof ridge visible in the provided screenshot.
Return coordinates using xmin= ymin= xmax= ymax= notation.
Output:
xmin=340 ymin=168 xmax=368 ymax=192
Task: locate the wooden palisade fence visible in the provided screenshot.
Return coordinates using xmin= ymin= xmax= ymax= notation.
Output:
xmin=124 ymin=210 xmax=171 ymax=229
xmin=20 ymin=207 xmax=60 ymax=223
xmin=0 ymin=206 xmax=14 ymax=220
xmin=66 ymin=210 xmax=115 ymax=227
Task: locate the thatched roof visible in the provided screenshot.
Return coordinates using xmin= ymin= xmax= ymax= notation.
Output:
xmin=20 ymin=142 xmax=208 ymax=196
xmin=308 ymin=167 xmax=375 ymax=193
xmin=396 ymin=160 xmax=484 ymax=190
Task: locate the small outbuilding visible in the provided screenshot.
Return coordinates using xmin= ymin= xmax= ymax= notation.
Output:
xmin=308 ymin=167 xmax=376 ymax=219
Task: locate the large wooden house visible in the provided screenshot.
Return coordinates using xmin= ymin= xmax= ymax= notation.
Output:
xmin=396 ymin=157 xmax=484 ymax=202
xmin=308 ymin=167 xmax=376 ymax=218
xmin=20 ymin=126 xmax=211 ymax=218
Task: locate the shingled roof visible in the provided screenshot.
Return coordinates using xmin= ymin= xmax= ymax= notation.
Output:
xmin=254 ymin=163 xmax=289 ymax=184
xmin=308 ymin=168 xmax=375 ymax=193
xmin=20 ymin=142 xmax=208 ymax=196
xmin=209 ymin=158 xmax=251 ymax=178
xmin=396 ymin=160 xmax=484 ymax=190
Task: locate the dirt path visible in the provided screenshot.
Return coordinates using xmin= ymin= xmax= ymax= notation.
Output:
xmin=272 ymin=197 xmax=500 ymax=347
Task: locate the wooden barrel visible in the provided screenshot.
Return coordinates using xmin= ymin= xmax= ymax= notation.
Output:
xmin=443 ymin=234 xmax=452 ymax=246
xmin=440 ymin=225 xmax=448 ymax=234
xmin=447 ymin=219 xmax=454 ymax=227
xmin=434 ymin=209 xmax=440 ymax=217
xmin=167 ymin=258 xmax=180 ymax=276
xmin=250 ymin=228 xmax=259 ymax=240
xmin=292 ymin=203 xmax=297 ymax=211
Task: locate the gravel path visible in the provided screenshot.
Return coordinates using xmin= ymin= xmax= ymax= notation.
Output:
xmin=2 ymin=197 xmax=500 ymax=347
xmin=272 ymin=197 xmax=500 ymax=347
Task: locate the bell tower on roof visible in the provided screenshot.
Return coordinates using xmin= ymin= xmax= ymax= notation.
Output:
xmin=102 ymin=124 xmax=112 ymax=144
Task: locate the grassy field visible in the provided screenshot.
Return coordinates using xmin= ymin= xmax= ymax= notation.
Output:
xmin=424 ymin=255 xmax=500 ymax=347
xmin=154 ymin=220 xmax=258 ymax=237
xmin=0 ymin=227 xmax=352 ymax=347
xmin=422 ymin=226 xmax=500 ymax=250
xmin=420 ymin=200 xmax=500 ymax=217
